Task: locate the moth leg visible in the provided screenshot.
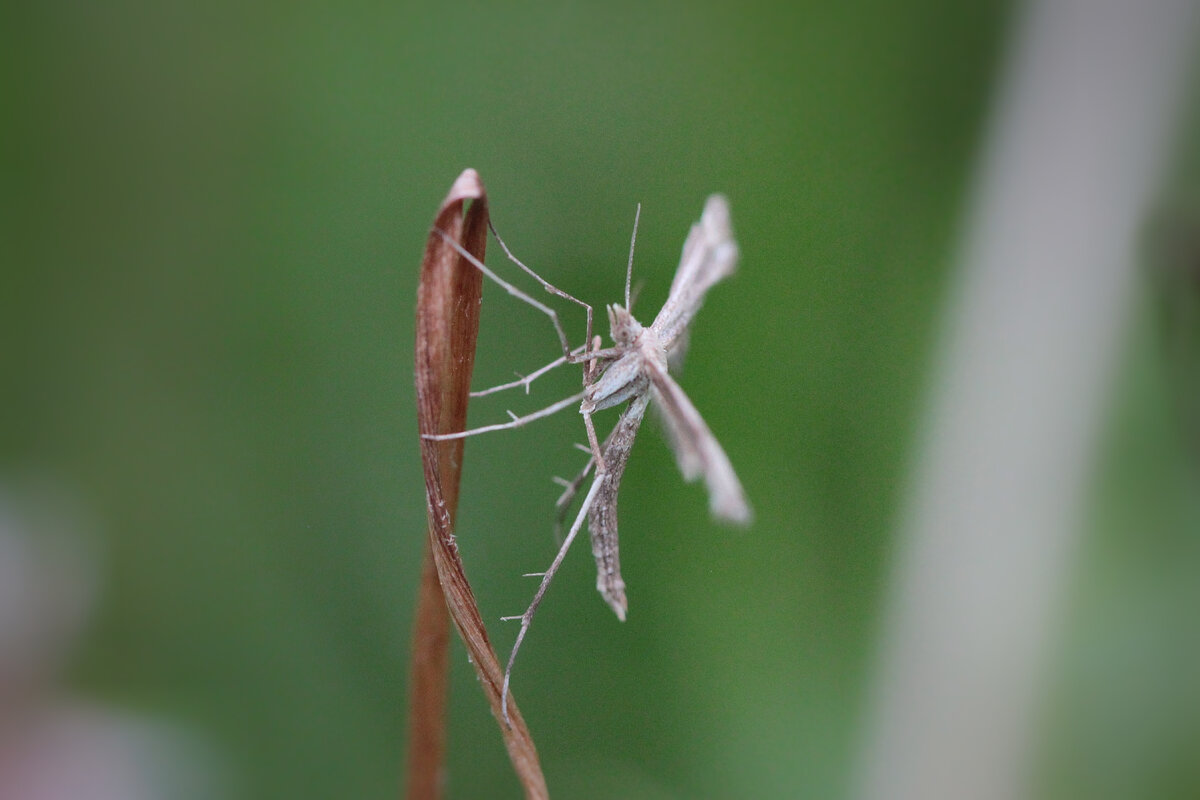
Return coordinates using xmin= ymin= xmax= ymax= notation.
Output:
xmin=588 ymin=335 xmax=603 ymax=382
xmin=500 ymin=474 xmax=605 ymax=726
xmin=579 ymin=334 xmax=609 ymax=471
xmin=433 ymin=227 xmax=578 ymax=359
xmin=552 ymin=454 xmax=597 ymax=544
xmin=566 ymin=344 xmax=625 ymax=380
xmin=421 ymin=391 xmax=584 ymax=441
xmin=488 ymin=219 xmax=595 ymax=361
xmin=581 ymin=407 xmax=607 ymax=473
xmin=585 ymin=393 xmax=648 ymax=622
xmin=469 ymin=345 xmax=586 ymax=398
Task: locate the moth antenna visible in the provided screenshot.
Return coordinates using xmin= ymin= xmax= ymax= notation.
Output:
xmin=628 ymin=278 xmax=646 ymax=311
xmin=625 ymin=202 xmax=641 ymax=310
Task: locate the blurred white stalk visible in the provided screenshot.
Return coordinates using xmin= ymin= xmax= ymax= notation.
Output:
xmin=858 ymin=2 xmax=1197 ymax=799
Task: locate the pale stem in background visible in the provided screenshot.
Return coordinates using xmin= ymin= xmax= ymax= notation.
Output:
xmin=858 ymin=1 xmax=1198 ymax=799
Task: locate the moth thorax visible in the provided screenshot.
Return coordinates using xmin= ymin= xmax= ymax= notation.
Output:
xmin=607 ymin=304 xmax=643 ymax=346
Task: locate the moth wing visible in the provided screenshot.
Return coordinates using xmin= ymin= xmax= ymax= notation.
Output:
xmin=645 ymin=358 xmax=752 ymax=525
xmin=587 ymin=394 xmax=650 ymax=620
xmin=651 ymin=194 xmax=740 ymax=352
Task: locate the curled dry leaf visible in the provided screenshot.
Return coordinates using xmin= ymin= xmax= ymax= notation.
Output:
xmin=408 ymin=169 xmax=547 ymax=799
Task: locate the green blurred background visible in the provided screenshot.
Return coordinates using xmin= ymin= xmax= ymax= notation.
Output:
xmin=4 ymin=1 xmax=1198 ymax=798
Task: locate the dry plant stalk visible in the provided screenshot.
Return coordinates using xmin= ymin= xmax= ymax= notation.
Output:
xmin=408 ymin=169 xmax=547 ymax=800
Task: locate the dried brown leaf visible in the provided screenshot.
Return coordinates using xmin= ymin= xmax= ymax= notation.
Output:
xmin=407 ymin=169 xmax=547 ymax=800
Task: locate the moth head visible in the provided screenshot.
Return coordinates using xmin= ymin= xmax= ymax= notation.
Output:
xmin=607 ymin=304 xmax=643 ymax=347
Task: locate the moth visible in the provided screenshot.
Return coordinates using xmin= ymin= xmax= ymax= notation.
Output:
xmin=426 ymin=195 xmax=751 ymax=719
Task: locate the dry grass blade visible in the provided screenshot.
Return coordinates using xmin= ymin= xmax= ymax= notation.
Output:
xmin=407 ymin=169 xmax=548 ymax=800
